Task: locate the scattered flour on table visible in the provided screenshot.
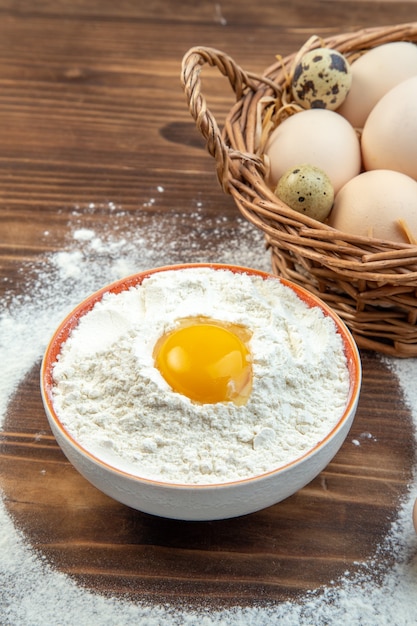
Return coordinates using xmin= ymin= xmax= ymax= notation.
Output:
xmin=51 ymin=267 xmax=350 ymax=484
xmin=1 ymin=200 xmax=417 ymax=625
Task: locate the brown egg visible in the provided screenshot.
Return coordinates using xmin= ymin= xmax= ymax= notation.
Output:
xmin=337 ymin=42 xmax=417 ymax=129
xmin=329 ymin=170 xmax=417 ymax=243
xmin=361 ymin=76 xmax=417 ymax=181
xmin=265 ymin=109 xmax=361 ymax=193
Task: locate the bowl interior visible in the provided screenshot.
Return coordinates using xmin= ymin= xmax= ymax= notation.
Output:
xmin=41 ymin=263 xmax=361 ymax=488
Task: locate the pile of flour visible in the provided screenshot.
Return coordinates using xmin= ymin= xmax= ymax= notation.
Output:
xmin=51 ymin=266 xmax=350 ymax=484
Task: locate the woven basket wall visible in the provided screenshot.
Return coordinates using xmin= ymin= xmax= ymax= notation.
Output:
xmin=181 ymin=22 xmax=417 ymax=357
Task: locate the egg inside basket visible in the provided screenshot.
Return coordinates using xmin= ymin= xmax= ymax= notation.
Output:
xmin=181 ymin=21 xmax=417 ymax=358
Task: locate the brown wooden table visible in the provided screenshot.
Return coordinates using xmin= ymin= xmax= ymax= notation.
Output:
xmin=1 ymin=0 xmax=417 ymax=620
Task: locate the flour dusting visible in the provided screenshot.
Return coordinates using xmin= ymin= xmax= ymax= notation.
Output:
xmin=1 ymin=200 xmax=417 ymax=625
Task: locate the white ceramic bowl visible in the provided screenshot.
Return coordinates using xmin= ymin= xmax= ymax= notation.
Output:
xmin=41 ymin=263 xmax=361 ymax=521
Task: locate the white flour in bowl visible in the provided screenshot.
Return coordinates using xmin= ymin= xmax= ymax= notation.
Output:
xmin=50 ymin=267 xmax=350 ymax=484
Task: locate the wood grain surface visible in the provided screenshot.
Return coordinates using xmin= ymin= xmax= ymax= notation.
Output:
xmin=1 ymin=0 xmax=417 ymax=613
xmin=1 ymin=352 xmax=414 ymax=607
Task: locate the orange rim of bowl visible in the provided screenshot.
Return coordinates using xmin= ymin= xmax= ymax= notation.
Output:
xmin=41 ymin=262 xmax=362 ymax=489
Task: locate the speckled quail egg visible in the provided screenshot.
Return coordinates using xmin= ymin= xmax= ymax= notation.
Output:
xmin=292 ymin=47 xmax=352 ymax=110
xmin=275 ymin=164 xmax=334 ymax=221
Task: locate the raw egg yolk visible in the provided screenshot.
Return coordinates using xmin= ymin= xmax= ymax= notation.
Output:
xmin=154 ymin=317 xmax=252 ymax=405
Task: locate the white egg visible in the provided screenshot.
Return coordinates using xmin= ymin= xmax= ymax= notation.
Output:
xmin=264 ymin=109 xmax=361 ymax=193
xmin=328 ymin=170 xmax=417 ymax=243
xmin=361 ymin=76 xmax=417 ymax=181
xmin=337 ymin=41 xmax=417 ymax=129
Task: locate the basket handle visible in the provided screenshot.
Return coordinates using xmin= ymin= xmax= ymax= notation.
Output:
xmin=181 ymin=46 xmax=279 ymax=192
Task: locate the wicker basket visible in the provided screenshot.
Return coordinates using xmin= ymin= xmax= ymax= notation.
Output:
xmin=181 ymin=22 xmax=417 ymax=357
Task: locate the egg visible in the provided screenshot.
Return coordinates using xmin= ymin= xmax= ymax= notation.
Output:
xmin=413 ymin=498 xmax=417 ymax=533
xmin=337 ymin=41 xmax=417 ymax=128
xmin=264 ymin=109 xmax=361 ymax=193
xmin=328 ymin=170 xmax=417 ymax=243
xmin=361 ymin=76 xmax=417 ymax=181
xmin=153 ymin=316 xmax=253 ymax=405
xmin=275 ymin=164 xmax=334 ymax=221
xmin=292 ymin=47 xmax=352 ymax=110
